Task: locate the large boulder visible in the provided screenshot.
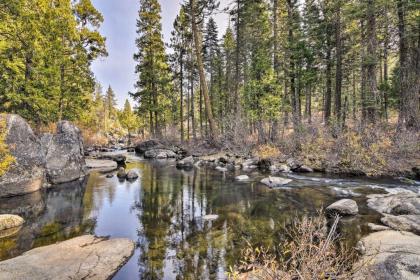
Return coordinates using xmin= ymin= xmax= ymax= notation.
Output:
xmin=260 ymin=177 xmax=292 ymax=188
xmin=43 ymin=121 xmax=86 ymax=185
xmin=134 ymin=139 xmax=163 ymax=155
xmin=367 ymin=193 xmax=420 ymax=215
xmin=0 ymin=235 xmax=135 ymax=280
xmin=354 ymin=230 xmax=420 ymax=280
xmin=0 ymin=115 xmax=45 ymax=197
xmin=326 ymin=199 xmax=359 ymax=216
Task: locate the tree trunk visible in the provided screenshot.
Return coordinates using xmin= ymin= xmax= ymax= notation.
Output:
xmin=335 ymin=2 xmax=342 ymax=125
xmin=180 ymin=53 xmax=184 ymax=142
xmin=190 ymin=0 xmax=218 ymax=142
xmin=365 ymin=0 xmax=379 ymax=124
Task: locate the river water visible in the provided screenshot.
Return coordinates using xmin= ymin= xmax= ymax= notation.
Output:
xmin=0 ymin=155 xmax=418 ymax=279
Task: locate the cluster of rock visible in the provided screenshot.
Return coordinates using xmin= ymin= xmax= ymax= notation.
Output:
xmin=116 ymin=167 xmax=139 ymax=181
xmin=0 ymin=114 xmax=86 ymax=198
xmin=134 ymin=139 xmax=187 ymax=159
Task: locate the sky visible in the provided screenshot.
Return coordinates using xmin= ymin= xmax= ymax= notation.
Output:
xmin=91 ymin=0 xmax=230 ymax=108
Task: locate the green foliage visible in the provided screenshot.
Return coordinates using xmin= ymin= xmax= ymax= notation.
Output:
xmin=0 ymin=116 xmax=15 ymax=177
xmin=0 ymin=0 xmax=107 ymax=125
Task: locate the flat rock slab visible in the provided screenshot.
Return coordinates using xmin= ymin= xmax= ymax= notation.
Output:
xmin=354 ymin=230 xmax=420 ymax=280
xmin=0 ymin=235 xmax=134 ymax=280
xmin=86 ymin=159 xmax=118 ymax=173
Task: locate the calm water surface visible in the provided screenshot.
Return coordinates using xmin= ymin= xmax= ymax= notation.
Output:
xmin=0 ymin=155 xmax=417 ymax=279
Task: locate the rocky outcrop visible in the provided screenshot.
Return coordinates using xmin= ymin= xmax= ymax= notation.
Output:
xmin=260 ymin=177 xmax=292 ymax=188
xmin=0 ymin=235 xmax=135 ymax=280
xmin=326 ymin=199 xmax=358 ymax=216
xmin=135 ymin=139 xmax=163 ymax=155
xmin=0 ymin=115 xmax=45 ymax=197
xmin=354 ymin=230 xmax=420 ymax=280
xmin=44 ymin=121 xmax=86 ymax=185
xmin=1 ymin=116 xmax=87 ymax=197
xmin=367 ymin=193 xmax=420 ymax=234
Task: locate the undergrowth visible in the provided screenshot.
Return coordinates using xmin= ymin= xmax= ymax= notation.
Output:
xmin=0 ymin=115 xmax=15 ymax=176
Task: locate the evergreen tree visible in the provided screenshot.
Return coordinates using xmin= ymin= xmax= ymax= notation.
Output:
xmin=132 ymin=0 xmax=171 ymax=137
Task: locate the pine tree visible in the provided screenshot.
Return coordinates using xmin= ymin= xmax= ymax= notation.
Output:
xmin=132 ymin=0 xmax=171 ymax=137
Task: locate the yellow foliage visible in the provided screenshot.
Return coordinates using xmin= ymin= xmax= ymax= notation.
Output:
xmin=0 ymin=115 xmax=15 ymax=177
xmin=254 ymin=144 xmax=281 ymax=159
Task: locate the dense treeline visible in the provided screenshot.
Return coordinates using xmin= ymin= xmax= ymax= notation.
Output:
xmin=0 ymin=0 xmax=106 ymax=125
xmin=133 ymin=0 xmax=419 ymax=143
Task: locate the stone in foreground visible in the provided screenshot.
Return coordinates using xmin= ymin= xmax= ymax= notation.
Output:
xmin=126 ymin=170 xmax=139 ymax=180
xmin=0 ymin=235 xmax=134 ymax=280
xmin=381 ymin=214 xmax=420 ymax=235
xmin=0 ymin=214 xmax=24 ymax=231
xmin=354 ymin=230 xmax=420 ymax=280
xmin=260 ymin=177 xmax=292 ymax=188
xmin=326 ymin=199 xmax=358 ymax=216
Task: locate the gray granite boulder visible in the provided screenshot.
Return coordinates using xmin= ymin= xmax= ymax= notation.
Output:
xmin=326 ymin=199 xmax=358 ymax=216
xmin=354 ymin=230 xmax=420 ymax=280
xmin=0 ymin=114 xmax=45 ymax=197
xmin=43 ymin=121 xmax=86 ymax=185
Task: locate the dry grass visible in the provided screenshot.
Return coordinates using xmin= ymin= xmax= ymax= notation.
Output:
xmin=0 ymin=115 xmax=15 ymax=176
xmin=229 ymin=211 xmax=359 ymax=280
xmin=254 ymin=144 xmax=282 ymax=159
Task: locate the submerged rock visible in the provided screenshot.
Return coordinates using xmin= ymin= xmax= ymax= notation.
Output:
xmin=354 ymin=230 xmax=420 ymax=280
xmin=260 ymin=177 xmax=292 ymax=188
xmin=326 ymin=199 xmax=358 ymax=216
xmin=293 ymin=165 xmax=314 ymax=173
xmin=236 ymin=175 xmax=250 ymax=181
xmin=0 ymin=235 xmax=135 ymax=280
xmin=0 ymin=114 xmax=45 ymax=197
xmin=44 ymin=121 xmax=86 ymax=185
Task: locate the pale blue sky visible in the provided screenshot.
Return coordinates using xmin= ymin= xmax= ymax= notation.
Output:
xmin=91 ymin=0 xmax=229 ymax=108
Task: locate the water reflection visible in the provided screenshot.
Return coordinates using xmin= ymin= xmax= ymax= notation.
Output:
xmin=0 ymin=158 xmax=406 ymax=279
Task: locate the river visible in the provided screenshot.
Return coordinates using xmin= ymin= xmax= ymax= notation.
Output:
xmin=0 ymin=154 xmax=418 ymax=279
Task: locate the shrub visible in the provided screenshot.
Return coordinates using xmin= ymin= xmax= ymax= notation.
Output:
xmin=0 ymin=115 xmax=15 ymax=176
xmin=229 ymin=211 xmax=358 ymax=280
xmin=254 ymin=144 xmax=281 ymax=159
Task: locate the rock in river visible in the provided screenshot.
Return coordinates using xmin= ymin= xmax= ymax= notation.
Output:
xmin=367 ymin=193 xmax=420 ymax=215
xmin=117 ymin=167 xmax=127 ymax=179
xmin=134 ymin=139 xmax=163 ymax=155
xmin=236 ymin=175 xmax=250 ymax=181
xmin=0 ymin=214 xmax=24 ymax=231
xmin=0 ymin=114 xmax=45 ymax=197
xmin=260 ymin=177 xmax=292 ymax=188
xmin=43 ymin=121 xmax=86 ymax=185
xmin=144 ymin=149 xmax=176 ymax=159
xmin=354 ymin=230 xmax=420 ymax=280
xmin=326 ymin=199 xmax=358 ymax=216
xmin=0 ymin=235 xmax=135 ymax=280
xmin=381 ymin=214 xmax=420 ymax=235
xmin=126 ymin=170 xmax=139 ymax=180
xmin=176 ymin=156 xmax=194 ymax=170
xmin=86 ymin=159 xmax=118 ymax=173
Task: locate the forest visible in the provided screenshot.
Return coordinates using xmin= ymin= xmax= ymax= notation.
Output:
xmin=0 ymin=1 xmax=419 ymax=279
